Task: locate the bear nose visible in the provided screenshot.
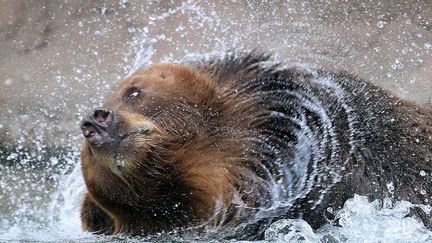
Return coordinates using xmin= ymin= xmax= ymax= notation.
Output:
xmin=80 ymin=109 xmax=115 ymax=145
xmin=93 ymin=109 xmax=113 ymax=128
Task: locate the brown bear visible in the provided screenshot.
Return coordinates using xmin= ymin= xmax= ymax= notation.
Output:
xmin=80 ymin=52 xmax=432 ymax=240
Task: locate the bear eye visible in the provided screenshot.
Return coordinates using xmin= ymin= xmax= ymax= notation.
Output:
xmin=129 ymin=90 xmax=140 ymax=98
xmin=124 ymin=87 xmax=142 ymax=101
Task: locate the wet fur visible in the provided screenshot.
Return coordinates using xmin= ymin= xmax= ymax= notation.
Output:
xmin=80 ymin=53 xmax=432 ymax=239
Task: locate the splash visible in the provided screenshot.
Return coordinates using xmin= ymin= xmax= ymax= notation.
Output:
xmin=264 ymin=195 xmax=432 ymax=242
xmin=1 ymin=1 xmax=432 ymax=242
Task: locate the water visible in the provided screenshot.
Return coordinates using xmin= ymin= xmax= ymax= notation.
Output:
xmin=2 ymin=162 xmax=432 ymax=242
xmin=1 ymin=1 xmax=432 ymax=242
xmin=265 ymin=196 xmax=432 ymax=242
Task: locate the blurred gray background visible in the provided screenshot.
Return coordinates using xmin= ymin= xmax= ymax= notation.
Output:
xmin=0 ymin=0 xmax=431 ymax=150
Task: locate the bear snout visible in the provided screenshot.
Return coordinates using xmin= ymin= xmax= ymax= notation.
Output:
xmin=81 ymin=109 xmax=116 ymax=146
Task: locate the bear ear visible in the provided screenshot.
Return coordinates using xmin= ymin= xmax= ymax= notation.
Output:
xmin=194 ymin=51 xmax=276 ymax=85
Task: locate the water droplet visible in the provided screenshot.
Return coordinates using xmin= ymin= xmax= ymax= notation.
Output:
xmin=376 ymin=21 xmax=385 ymax=28
xmin=386 ymin=182 xmax=394 ymax=194
xmin=4 ymin=78 xmax=13 ymax=86
xmin=420 ymin=170 xmax=426 ymax=176
xmin=50 ymin=157 xmax=59 ymax=165
xmin=391 ymin=59 xmax=404 ymax=70
xmin=6 ymin=153 xmax=18 ymax=160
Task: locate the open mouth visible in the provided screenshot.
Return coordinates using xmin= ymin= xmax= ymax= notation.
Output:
xmin=81 ymin=123 xmax=151 ymax=147
xmin=81 ymin=108 xmax=152 ymax=146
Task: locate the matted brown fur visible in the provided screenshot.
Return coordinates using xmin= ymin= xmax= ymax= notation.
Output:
xmin=80 ymin=53 xmax=432 ymax=239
